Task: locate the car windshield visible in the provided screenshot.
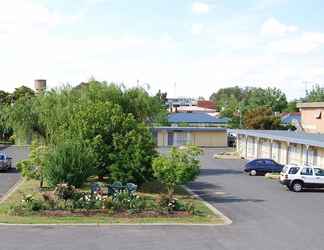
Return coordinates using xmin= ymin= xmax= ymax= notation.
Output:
xmin=0 ymin=154 xmax=5 ymax=160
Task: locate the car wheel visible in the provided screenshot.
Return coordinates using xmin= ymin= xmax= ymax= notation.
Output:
xmin=250 ymin=170 xmax=257 ymax=176
xmin=291 ymin=181 xmax=303 ymax=192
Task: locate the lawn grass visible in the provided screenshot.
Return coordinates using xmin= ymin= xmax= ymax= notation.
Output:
xmin=0 ymin=179 xmax=224 ymax=224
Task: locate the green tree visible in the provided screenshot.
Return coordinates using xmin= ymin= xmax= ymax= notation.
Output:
xmin=305 ymin=84 xmax=324 ymax=102
xmin=0 ymin=90 xmax=11 ymax=105
xmin=242 ymin=87 xmax=287 ymax=113
xmin=210 ymin=86 xmax=245 ymax=112
xmin=10 ymin=82 xmax=160 ymax=186
xmin=5 ymin=96 xmax=42 ymax=144
xmin=243 ymin=107 xmax=282 ymax=130
xmin=152 ymin=146 xmax=202 ymax=199
xmin=11 ymin=86 xmax=35 ymax=102
xmin=284 ymin=100 xmax=299 ymax=112
xmin=16 ymin=141 xmax=47 ymax=187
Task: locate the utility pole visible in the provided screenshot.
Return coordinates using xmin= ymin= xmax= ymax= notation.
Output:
xmin=302 ymin=81 xmax=310 ymax=94
xmin=174 ymin=82 xmax=177 ymax=98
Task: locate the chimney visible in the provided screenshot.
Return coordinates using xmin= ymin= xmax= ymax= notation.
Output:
xmin=35 ymin=79 xmax=47 ymax=93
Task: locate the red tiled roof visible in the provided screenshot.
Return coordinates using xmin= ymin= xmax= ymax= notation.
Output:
xmin=197 ymin=100 xmax=216 ymax=109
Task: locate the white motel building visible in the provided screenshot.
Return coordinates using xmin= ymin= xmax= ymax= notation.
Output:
xmin=235 ymin=130 xmax=324 ymax=168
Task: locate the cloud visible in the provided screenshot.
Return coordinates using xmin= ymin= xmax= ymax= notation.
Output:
xmin=267 ymin=32 xmax=324 ymax=55
xmin=261 ymin=17 xmax=298 ymax=37
xmin=192 ymin=2 xmax=209 ymax=14
xmin=191 ymin=24 xmax=204 ymax=35
xmin=0 ymin=0 xmax=80 ymax=37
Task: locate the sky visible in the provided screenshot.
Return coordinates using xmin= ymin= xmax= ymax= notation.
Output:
xmin=1 ymin=0 xmax=324 ymax=100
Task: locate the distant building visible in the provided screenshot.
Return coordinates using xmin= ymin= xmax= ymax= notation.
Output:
xmin=297 ymin=102 xmax=324 ymax=133
xmin=166 ymin=98 xmax=196 ymax=107
xmin=281 ymin=113 xmax=301 ymax=129
xmin=175 ymin=106 xmax=216 ymax=113
xmin=153 ymin=127 xmax=227 ymax=147
xmin=168 ymin=113 xmax=229 ymax=127
xmin=197 ymin=100 xmax=216 ymax=110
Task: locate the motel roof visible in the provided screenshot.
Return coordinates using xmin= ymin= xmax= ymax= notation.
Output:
xmin=231 ymin=129 xmax=324 ymax=148
xmin=153 ymin=127 xmax=227 ymax=132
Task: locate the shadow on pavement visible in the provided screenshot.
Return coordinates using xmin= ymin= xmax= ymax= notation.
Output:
xmin=0 ymin=168 xmax=18 ymax=174
xmin=199 ymin=168 xmax=243 ymax=176
xmin=0 ymin=145 xmax=11 ymax=151
xmin=188 ymin=181 xmax=223 ymax=190
xmin=188 ymin=180 xmax=265 ymax=204
xmin=302 ymin=189 xmax=324 ymax=193
xmin=199 ymin=193 xmax=265 ymax=204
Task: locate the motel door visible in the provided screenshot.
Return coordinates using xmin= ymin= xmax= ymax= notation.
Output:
xmin=247 ymin=137 xmax=255 ymax=158
xmin=272 ymin=142 xmax=280 ymax=162
xmin=167 ymin=132 xmax=174 ymax=146
xmin=307 ymin=148 xmax=318 ymax=166
xmin=261 ymin=141 xmax=271 ymax=158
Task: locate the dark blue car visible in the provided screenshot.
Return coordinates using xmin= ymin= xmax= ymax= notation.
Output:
xmin=244 ymin=159 xmax=283 ymax=176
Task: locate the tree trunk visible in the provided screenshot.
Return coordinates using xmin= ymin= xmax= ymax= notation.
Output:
xmin=167 ymin=185 xmax=174 ymax=200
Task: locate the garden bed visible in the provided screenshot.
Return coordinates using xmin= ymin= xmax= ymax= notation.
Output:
xmin=0 ymin=179 xmax=224 ymax=224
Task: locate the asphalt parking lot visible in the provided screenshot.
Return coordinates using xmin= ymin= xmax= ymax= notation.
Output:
xmin=0 ymin=147 xmax=324 ymax=250
xmin=188 ymin=148 xmax=324 ymax=250
xmin=0 ymin=145 xmax=29 ymax=200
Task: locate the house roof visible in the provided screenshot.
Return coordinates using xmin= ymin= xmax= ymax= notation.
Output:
xmin=168 ymin=113 xmax=229 ymax=124
xmin=153 ymin=127 xmax=227 ymax=132
xmin=231 ymin=129 xmax=324 ymax=148
xmin=297 ymin=102 xmax=324 ymax=108
xmin=197 ymin=100 xmax=216 ymax=110
xmin=281 ymin=114 xmax=301 ymax=124
xmin=176 ymin=106 xmax=216 ymax=113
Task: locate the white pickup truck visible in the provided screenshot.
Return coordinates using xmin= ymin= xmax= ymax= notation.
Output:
xmin=0 ymin=152 xmax=12 ymax=170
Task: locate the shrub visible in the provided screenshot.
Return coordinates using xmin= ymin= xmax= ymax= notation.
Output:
xmin=9 ymin=194 xmax=45 ymax=215
xmin=152 ymin=145 xmax=202 ymax=199
xmin=43 ymin=140 xmax=98 ymax=187
xmin=54 ymin=184 xmax=76 ymax=201
xmin=16 ymin=141 xmax=47 ymax=188
xmin=156 ymin=195 xmax=183 ymax=212
xmin=111 ymin=191 xmax=146 ymax=212
xmin=42 ymin=192 xmax=56 ymax=209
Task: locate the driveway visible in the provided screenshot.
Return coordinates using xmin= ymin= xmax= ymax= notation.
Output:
xmin=0 ymin=146 xmax=29 ymax=200
xmin=0 ymin=148 xmax=324 ymax=250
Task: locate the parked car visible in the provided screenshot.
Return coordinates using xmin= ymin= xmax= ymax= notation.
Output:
xmin=0 ymin=152 xmax=12 ymax=170
xmin=227 ymin=133 xmax=236 ymax=147
xmin=244 ymin=159 xmax=283 ymax=176
xmin=280 ymin=165 xmax=324 ymax=192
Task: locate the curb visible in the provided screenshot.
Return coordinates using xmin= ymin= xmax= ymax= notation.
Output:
xmin=0 ymin=178 xmax=24 ymax=204
xmin=0 ymin=223 xmax=224 ymax=227
xmin=182 ymin=186 xmax=232 ymax=226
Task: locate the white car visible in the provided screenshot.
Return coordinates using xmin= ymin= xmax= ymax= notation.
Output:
xmin=0 ymin=152 xmax=12 ymax=170
xmin=280 ymin=165 xmax=324 ymax=192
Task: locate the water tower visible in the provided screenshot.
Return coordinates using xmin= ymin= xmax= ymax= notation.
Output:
xmin=34 ymin=79 xmax=47 ymax=93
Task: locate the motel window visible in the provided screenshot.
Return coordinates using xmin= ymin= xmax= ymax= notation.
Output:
xmin=175 ymin=132 xmax=189 ymax=146
xmin=315 ymin=110 xmax=322 ymax=119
